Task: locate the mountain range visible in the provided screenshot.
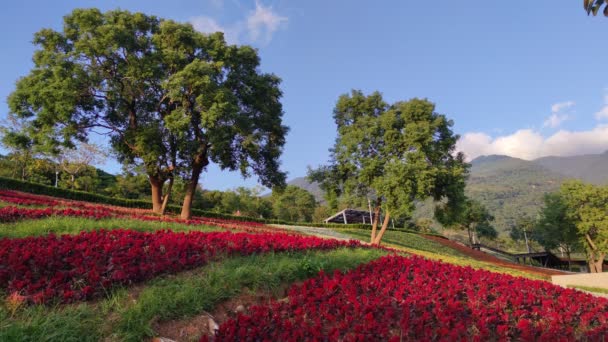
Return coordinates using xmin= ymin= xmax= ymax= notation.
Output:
xmin=288 ymin=151 xmax=608 ymax=234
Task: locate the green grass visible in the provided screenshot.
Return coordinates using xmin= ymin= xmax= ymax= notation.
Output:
xmin=1 ymin=247 xmax=387 ymax=342
xmin=342 ymin=229 xmax=467 ymax=258
xmin=568 ymin=285 xmax=608 ymax=295
xmin=339 ymin=229 xmax=545 ymax=280
xmin=0 ymin=217 xmax=221 ymax=238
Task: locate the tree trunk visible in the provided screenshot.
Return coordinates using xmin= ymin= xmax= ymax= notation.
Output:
xmin=467 ymin=226 xmax=473 ymax=247
xmin=160 ymin=176 xmax=174 ymax=215
xmin=370 ymin=199 xmax=382 ymax=243
xmin=584 ymin=233 xmax=605 ymax=273
xmin=181 ymin=162 xmax=205 ymax=220
xmin=149 ymin=176 xmax=164 ymax=214
xmin=373 ymin=210 xmax=391 ymax=245
xmin=589 ymin=253 xmax=605 ymax=273
xmin=71 ymin=174 xmax=75 ymax=189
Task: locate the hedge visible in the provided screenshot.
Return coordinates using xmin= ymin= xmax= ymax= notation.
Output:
xmin=0 ymin=176 xmax=445 ymax=238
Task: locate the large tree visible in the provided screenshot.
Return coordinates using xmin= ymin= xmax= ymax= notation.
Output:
xmin=7 ymin=9 xmax=287 ymax=218
xmin=560 ymin=180 xmax=607 ymax=273
xmin=161 ymin=27 xmax=287 ymax=218
xmin=312 ymin=90 xmax=468 ymax=245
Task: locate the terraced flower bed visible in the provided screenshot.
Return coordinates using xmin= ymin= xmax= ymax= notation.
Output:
xmin=0 ymin=190 xmax=277 ymax=232
xmin=0 ymin=230 xmax=363 ymax=304
xmin=210 ymin=255 xmax=608 ymax=341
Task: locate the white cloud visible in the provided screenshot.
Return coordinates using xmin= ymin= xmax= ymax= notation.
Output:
xmin=595 ymin=90 xmax=608 ymax=120
xmin=190 ymin=16 xmax=241 ymax=44
xmin=190 ymin=16 xmax=225 ymax=34
xmin=190 ymin=1 xmax=287 ymax=45
xmin=543 ymin=114 xmax=569 ymax=128
xmin=543 ymin=101 xmax=574 ymax=128
xmin=551 ymin=101 xmax=574 ymax=114
xmin=246 ymin=1 xmax=287 ymax=43
xmin=457 ymin=125 xmax=608 ymax=161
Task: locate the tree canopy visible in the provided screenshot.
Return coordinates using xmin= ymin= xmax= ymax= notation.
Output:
xmin=533 ymin=193 xmax=581 ymax=267
xmin=437 ymin=198 xmax=494 ymax=246
xmin=271 ymin=185 xmax=317 ymax=222
xmin=311 ymin=90 xmax=468 ymax=244
xmin=7 ymin=8 xmax=287 ymax=218
xmin=559 ymin=180 xmax=607 ymax=273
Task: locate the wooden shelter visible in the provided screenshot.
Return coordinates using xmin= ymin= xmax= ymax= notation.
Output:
xmin=324 ymin=208 xmax=376 ymax=225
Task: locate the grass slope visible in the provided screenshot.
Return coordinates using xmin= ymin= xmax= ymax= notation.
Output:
xmin=340 ymin=229 xmax=546 ymax=279
xmin=0 ymin=217 xmax=220 ymax=238
xmin=1 ymin=248 xmax=387 ymax=342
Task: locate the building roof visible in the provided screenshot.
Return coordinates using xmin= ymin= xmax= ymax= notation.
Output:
xmin=324 ymin=208 xmax=376 ymax=224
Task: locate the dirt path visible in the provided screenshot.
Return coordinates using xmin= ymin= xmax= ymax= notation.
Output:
xmin=269 ymin=224 xmax=354 ymax=240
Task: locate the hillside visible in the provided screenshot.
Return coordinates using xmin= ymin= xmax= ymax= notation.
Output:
xmin=291 ymin=152 xmax=608 ymax=234
xmin=287 ymin=176 xmax=323 ymax=201
xmin=534 ymin=151 xmax=608 ymax=185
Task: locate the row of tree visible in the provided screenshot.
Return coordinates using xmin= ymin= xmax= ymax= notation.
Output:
xmin=511 ymin=180 xmax=607 ymax=273
xmin=0 ymin=145 xmax=322 ymax=222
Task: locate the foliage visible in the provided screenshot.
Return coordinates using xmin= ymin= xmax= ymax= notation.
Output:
xmin=584 ymin=0 xmax=608 ymax=16
xmin=533 ymin=193 xmax=581 ymax=261
xmin=7 ymin=8 xmax=288 ymax=218
xmin=58 ymin=143 xmax=107 ymax=190
xmin=211 ymin=255 xmax=608 ymax=341
xmin=1 ymin=248 xmax=385 ymax=342
xmin=312 ymin=90 xmax=468 ymax=244
xmin=559 ymin=180 xmax=608 ymax=272
xmin=312 ymin=205 xmax=331 ymax=223
xmin=436 ymin=198 xmax=495 ymax=246
xmin=0 ymin=230 xmax=363 ymax=304
xmin=271 ymin=185 xmax=317 ymax=222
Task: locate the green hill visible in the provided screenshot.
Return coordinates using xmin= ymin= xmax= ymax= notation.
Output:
xmin=293 ymin=152 xmax=608 ymax=234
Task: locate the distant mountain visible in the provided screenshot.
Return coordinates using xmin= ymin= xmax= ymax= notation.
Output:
xmin=287 ymin=177 xmax=323 ymax=201
xmin=289 ymin=151 xmax=608 ymax=234
xmin=534 ymin=151 xmax=608 ymax=185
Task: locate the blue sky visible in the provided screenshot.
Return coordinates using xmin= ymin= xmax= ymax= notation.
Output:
xmin=1 ymin=1 xmax=608 ymax=190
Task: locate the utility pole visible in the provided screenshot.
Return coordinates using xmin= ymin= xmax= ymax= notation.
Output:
xmin=523 ymin=227 xmax=531 ymax=253
xmin=55 ymin=171 xmax=59 ymax=188
xmin=367 ymin=198 xmax=373 ymax=224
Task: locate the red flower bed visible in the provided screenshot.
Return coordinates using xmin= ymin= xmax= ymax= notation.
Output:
xmin=0 ymin=206 xmax=113 ymax=222
xmin=0 ymin=190 xmax=60 ymax=206
xmin=0 ymin=230 xmax=362 ymax=304
xmin=210 ymin=255 xmax=608 ymax=341
xmin=0 ymin=190 xmax=279 ymax=232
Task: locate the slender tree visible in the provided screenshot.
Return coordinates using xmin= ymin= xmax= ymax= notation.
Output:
xmin=59 ymin=143 xmax=107 ymax=189
xmin=533 ymin=193 xmax=581 ymax=270
xmin=560 ymin=180 xmax=607 ymax=273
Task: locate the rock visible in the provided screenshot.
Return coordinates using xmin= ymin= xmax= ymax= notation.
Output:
xmin=235 ymin=305 xmax=246 ymax=313
xmin=208 ymin=317 xmax=219 ymax=333
xmin=152 ymin=338 xmax=176 ymax=342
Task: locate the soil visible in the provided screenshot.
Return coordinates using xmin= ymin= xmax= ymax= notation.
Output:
xmin=420 ymin=235 xmax=570 ymax=277
xmin=151 ymin=283 xmax=294 ymax=342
